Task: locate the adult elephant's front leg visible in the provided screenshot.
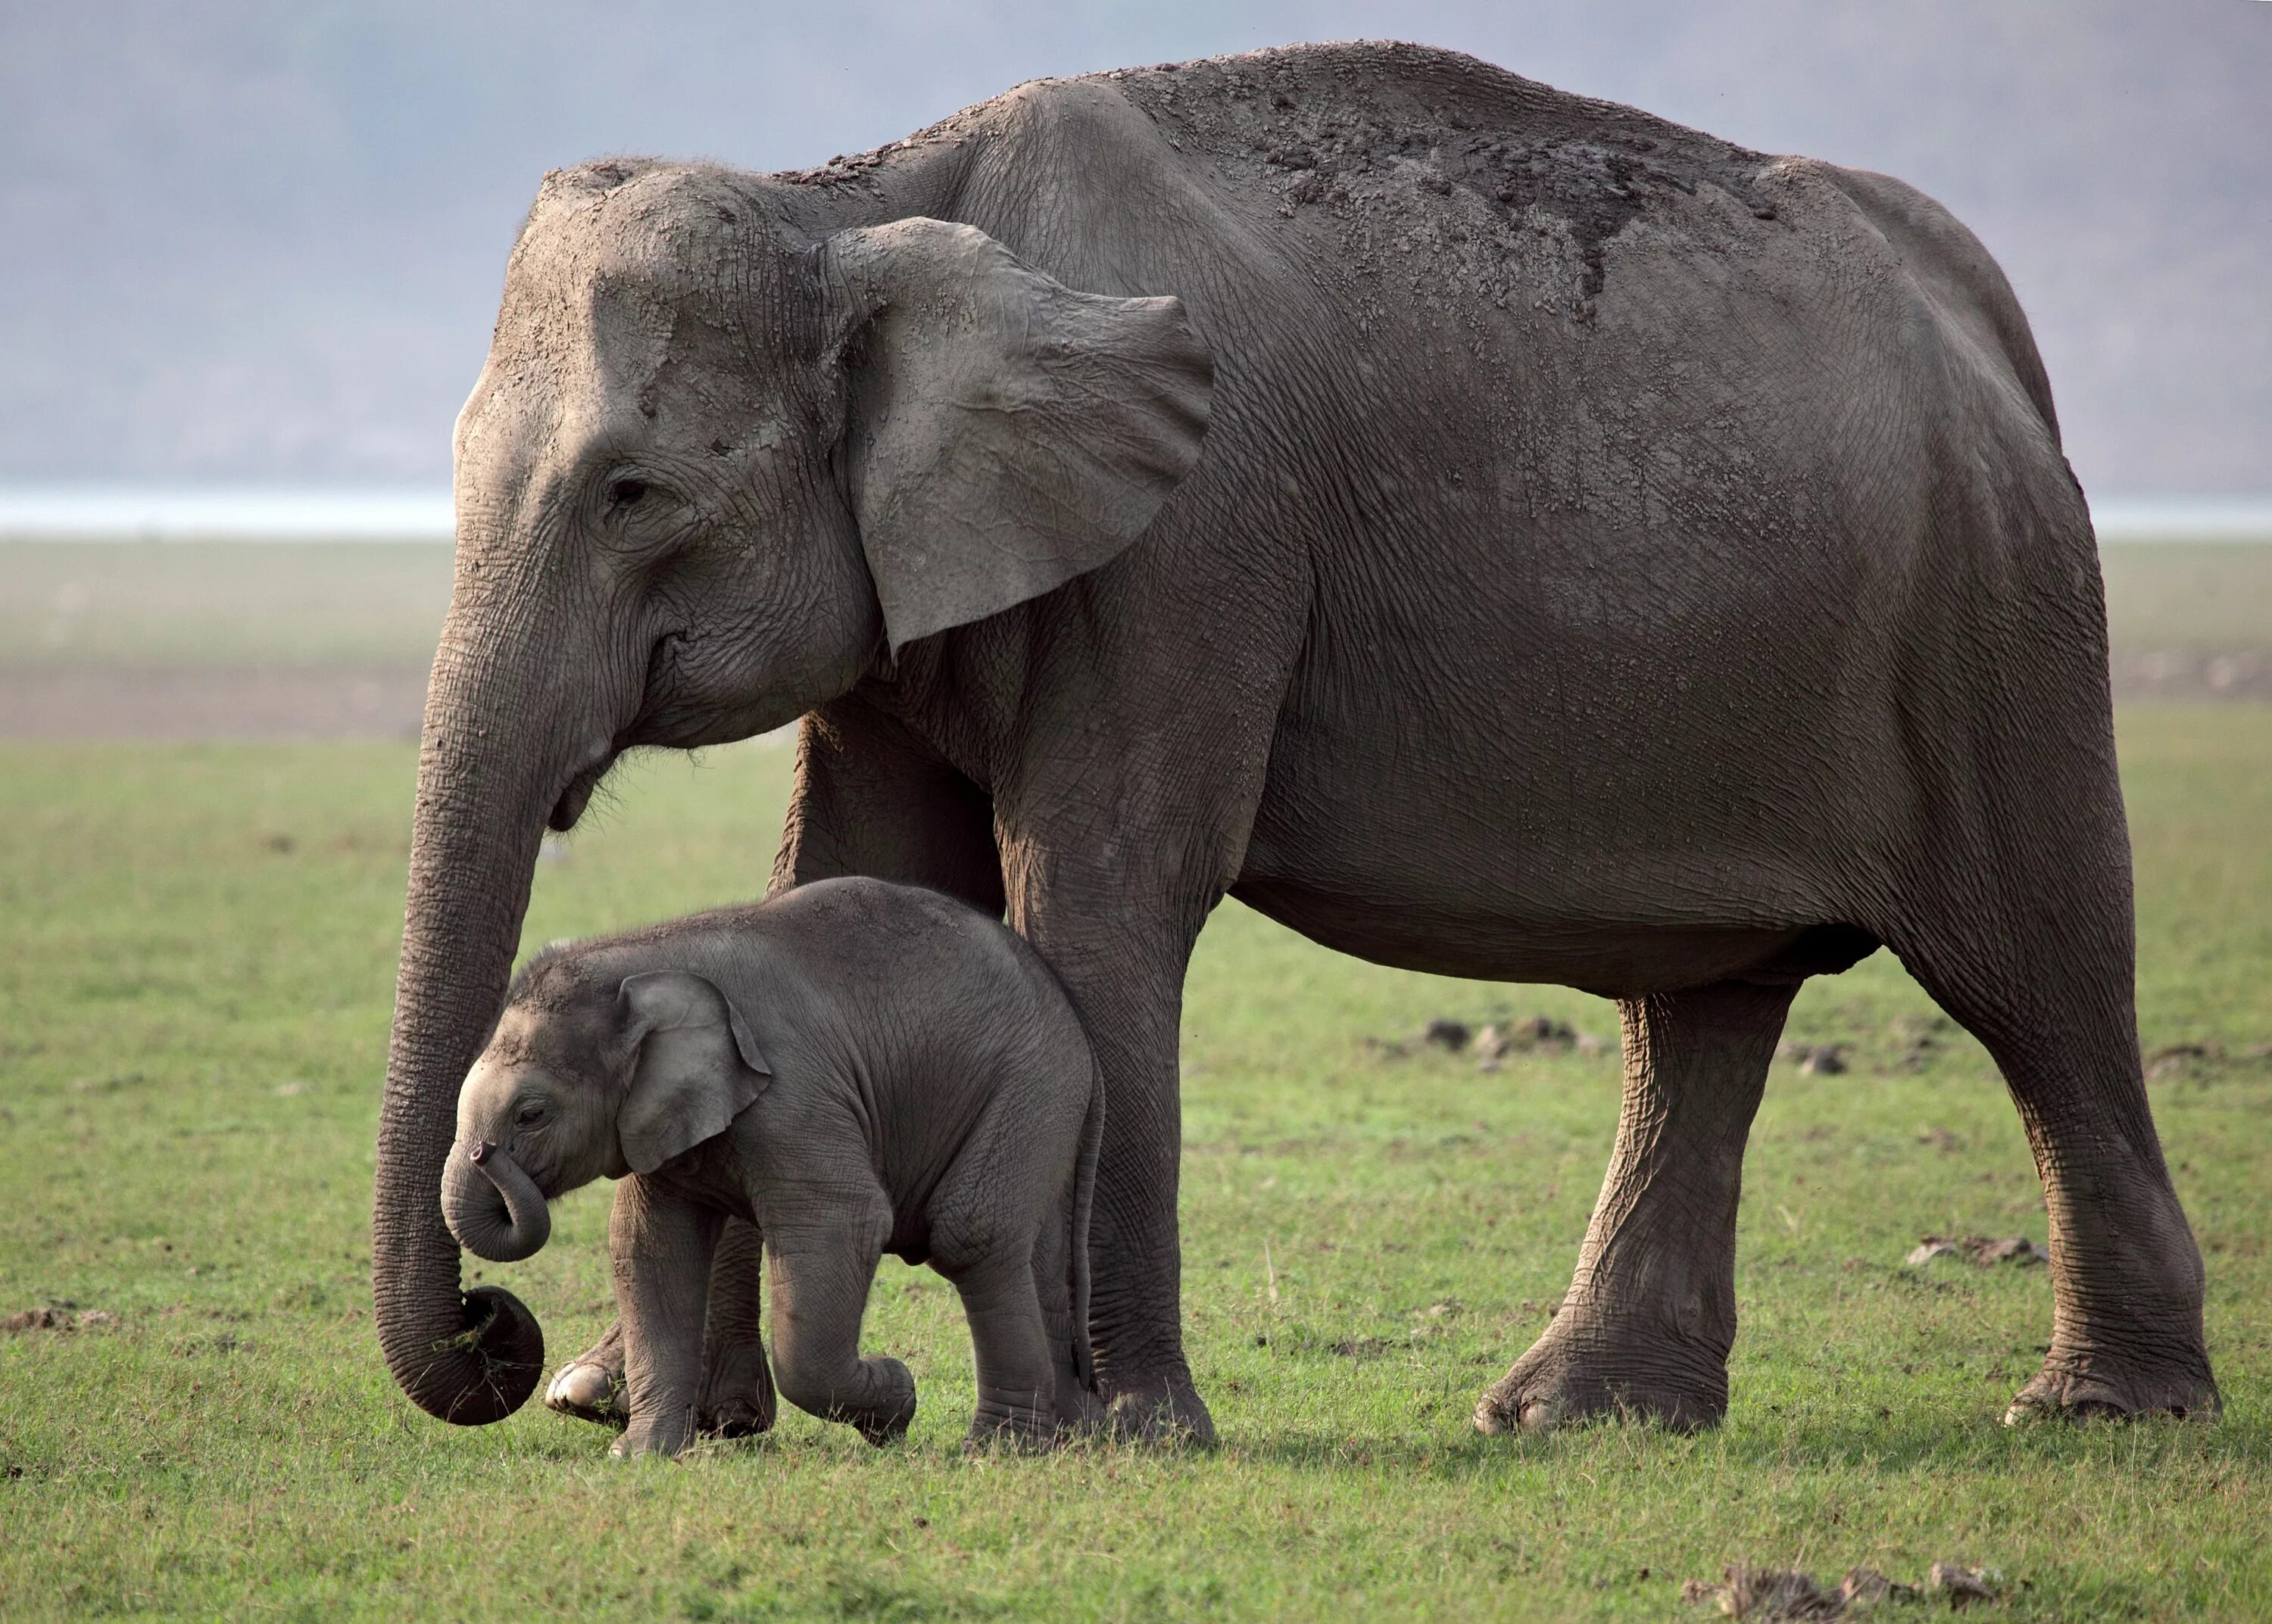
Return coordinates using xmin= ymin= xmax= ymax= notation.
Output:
xmin=1476 ymin=977 xmax=1796 ymax=1433
xmin=1007 ymin=864 xmax=1217 ymax=1445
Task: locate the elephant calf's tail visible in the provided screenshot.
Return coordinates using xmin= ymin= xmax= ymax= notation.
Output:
xmin=1069 ymin=1059 xmax=1103 ymax=1395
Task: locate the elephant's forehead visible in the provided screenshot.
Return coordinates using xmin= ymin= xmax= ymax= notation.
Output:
xmin=486 ymin=996 xmax=623 ymax=1076
xmin=462 ymin=257 xmax=788 ymax=456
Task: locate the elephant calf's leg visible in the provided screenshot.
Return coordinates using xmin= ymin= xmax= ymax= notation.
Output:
xmin=767 ymin=1234 xmax=915 ymax=1445
xmin=951 ymin=1251 xmax=1070 ymax=1448
xmin=1476 ymin=979 xmax=1796 ymax=1435
xmin=609 ymin=1179 xmax=722 ymax=1459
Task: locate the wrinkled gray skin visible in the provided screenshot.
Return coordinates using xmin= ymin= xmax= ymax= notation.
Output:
xmin=442 ymin=878 xmax=1103 ymax=1457
xmin=376 ymin=41 xmax=2217 ymax=1440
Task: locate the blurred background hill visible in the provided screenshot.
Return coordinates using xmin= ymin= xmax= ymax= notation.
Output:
xmin=2 ymin=0 xmax=2267 ymax=500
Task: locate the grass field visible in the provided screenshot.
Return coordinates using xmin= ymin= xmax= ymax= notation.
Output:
xmin=2 ymin=553 xmax=2270 ymax=1617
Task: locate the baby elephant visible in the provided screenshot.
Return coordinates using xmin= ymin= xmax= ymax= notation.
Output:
xmin=442 ymin=877 xmax=1103 ymax=1458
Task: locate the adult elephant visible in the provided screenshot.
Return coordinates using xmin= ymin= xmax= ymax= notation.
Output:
xmin=374 ymin=42 xmax=2217 ymax=1440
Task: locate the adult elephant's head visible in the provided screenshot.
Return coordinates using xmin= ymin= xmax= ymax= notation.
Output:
xmin=376 ymin=159 xmax=1212 ymax=1425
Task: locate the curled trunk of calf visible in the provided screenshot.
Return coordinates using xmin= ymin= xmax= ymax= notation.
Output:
xmin=443 ymin=1142 xmax=553 ymax=1262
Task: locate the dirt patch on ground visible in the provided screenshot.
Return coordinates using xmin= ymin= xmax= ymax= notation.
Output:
xmin=0 ymin=652 xmax=2258 ymax=743
xmin=0 ymin=665 xmax=429 ymax=741
xmin=2109 ymin=649 xmax=2272 ymax=700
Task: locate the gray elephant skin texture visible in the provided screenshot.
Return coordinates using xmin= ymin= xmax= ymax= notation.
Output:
xmin=375 ymin=41 xmax=2217 ymax=1442
xmin=443 ymin=878 xmax=1104 ymax=1457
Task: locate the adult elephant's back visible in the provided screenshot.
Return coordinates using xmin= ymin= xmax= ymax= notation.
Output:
xmin=947 ymin=46 xmax=2093 ymax=997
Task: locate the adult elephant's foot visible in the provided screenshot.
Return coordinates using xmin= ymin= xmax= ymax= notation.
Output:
xmin=548 ymin=1320 xmax=779 ymax=1436
xmin=2003 ymin=1346 xmax=2221 ymax=1426
xmin=963 ymin=1404 xmax=1066 ymax=1454
xmin=610 ymin=1408 xmax=697 ymax=1460
xmin=698 ymin=1341 xmax=778 ymax=1438
xmin=1101 ymin=1368 xmax=1217 ymax=1447
xmin=546 ymin=1323 xmax=629 ymax=1429
xmin=1473 ymin=1311 xmax=1728 ymax=1435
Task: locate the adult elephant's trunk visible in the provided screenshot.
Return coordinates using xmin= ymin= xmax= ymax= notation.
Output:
xmin=372 ymin=597 xmax=613 ymax=1425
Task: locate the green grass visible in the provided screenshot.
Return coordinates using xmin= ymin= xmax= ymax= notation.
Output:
xmin=2 ymin=712 xmax=2270 ymax=1620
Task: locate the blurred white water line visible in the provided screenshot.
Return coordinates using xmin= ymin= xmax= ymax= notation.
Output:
xmin=1 ymin=487 xmax=2267 ymax=542
xmin=0 ymin=488 xmax=454 ymax=540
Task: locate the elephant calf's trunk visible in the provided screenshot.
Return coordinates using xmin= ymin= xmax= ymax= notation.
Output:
xmin=443 ymin=1142 xmax=553 ymax=1262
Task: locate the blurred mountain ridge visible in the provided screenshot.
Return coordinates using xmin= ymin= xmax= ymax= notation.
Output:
xmin=2 ymin=0 xmax=2265 ymax=494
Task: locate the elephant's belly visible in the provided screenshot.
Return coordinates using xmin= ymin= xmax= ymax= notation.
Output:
xmin=1225 ymin=874 xmax=1816 ymax=999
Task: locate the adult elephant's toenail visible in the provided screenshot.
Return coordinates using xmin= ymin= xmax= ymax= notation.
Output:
xmin=548 ymin=1362 xmax=615 ymax=1411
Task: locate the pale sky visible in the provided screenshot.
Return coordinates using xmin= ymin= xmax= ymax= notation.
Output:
xmin=3 ymin=0 xmax=2266 ymax=496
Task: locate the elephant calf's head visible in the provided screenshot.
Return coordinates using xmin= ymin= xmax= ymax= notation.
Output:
xmin=442 ymin=950 xmax=772 ymax=1264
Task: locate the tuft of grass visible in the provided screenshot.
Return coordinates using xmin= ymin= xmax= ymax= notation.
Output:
xmin=2 ymin=707 xmax=2269 ymax=1621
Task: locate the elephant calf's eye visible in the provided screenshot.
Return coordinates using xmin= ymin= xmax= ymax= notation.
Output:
xmin=516 ymin=1101 xmax=550 ymax=1127
xmin=608 ymin=478 xmax=649 ymax=507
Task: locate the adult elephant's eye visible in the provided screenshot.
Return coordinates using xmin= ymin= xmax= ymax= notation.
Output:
xmin=609 ymin=478 xmax=648 ymax=507
xmin=517 ymin=1099 xmax=550 ymax=1127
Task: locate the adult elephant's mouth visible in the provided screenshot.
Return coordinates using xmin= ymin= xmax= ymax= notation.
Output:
xmin=548 ymin=748 xmax=618 ymax=832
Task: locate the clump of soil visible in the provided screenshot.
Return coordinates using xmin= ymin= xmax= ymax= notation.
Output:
xmin=1775 ymin=1042 xmax=1849 ymax=1075
xmin=1423 ymin=1018 xmax=1472 ymax=1052
xmin=1682 ymin=1560 xmax=1996 ymax=1616
xmin=2 ymin=1306 xmax=119 ymax=1333
xmin=1475 ymin=1015 xmax=1576 ymax=1061
xmin=1905 ymin=1236 xmax=2045 ymax=1268
xmin=1365 ymin=1014 xmax=1605 ymax=1066
xmin=2144 ymin=1040 xmax=2272 ymax=1084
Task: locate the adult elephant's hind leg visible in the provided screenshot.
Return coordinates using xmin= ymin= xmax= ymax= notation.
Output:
xmin=1896 ymin=920 xmax=2217 ymax=1423
xmin=1476 ymin=978 xmax=1796 ymax=1434
xmin=697 ymin=1218 xmax=776 ymax=1435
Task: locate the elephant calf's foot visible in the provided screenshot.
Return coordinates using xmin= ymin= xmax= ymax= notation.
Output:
xmin=1100 ymin=1370 xmax=1217 ymax=1448
xmin=545 ymin=1329 xmax=629 ymax=1430
xmin=2003 ymin=1347 xmax=2221 ymax=1426
xmin=1474 ymin=1316 xmax=1729 ymax=1435
xmin=822 ymin=1355 xmax=916 ymax=1446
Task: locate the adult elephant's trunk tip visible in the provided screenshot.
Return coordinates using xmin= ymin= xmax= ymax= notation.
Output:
xmin=403 ymin=1284 xmax=548 ymax=1426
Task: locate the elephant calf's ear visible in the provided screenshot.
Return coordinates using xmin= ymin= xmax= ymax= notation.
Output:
xmin=824 ymin=218 xmax=1215 ymax=653
xmin=616 ymin=972 xmax=771 ymax=1175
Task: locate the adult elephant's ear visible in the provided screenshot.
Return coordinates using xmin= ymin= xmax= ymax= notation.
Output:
xmin=822 ymin=218 xmax=1214 ymax=653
